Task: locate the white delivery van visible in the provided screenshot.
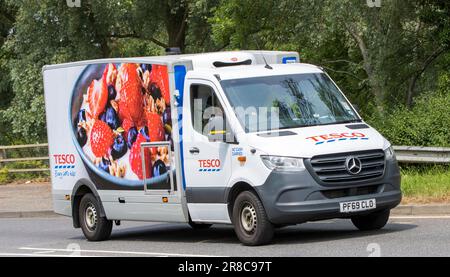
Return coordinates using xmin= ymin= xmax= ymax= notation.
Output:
xmin=43 ymin=51 xmax=401 ymax=246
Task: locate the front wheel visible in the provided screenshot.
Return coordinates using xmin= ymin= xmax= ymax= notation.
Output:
xmin=79 ymin=193 xmax=113 ymax=241
xmin=351 ymin=209 xmax=390 ymax=231
xmin=232 ymin=191 xmax=274 ymax=246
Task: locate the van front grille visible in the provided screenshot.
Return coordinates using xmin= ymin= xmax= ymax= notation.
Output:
xmin=321 ymin=185 xmax=381 ymax=199
xmin=306 ymin=150 xmax=385 ymax=185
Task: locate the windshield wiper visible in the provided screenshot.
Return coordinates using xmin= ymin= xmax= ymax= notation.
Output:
xmin=335 ymin=119 xmax=363 ymax=124
xmin=261 ymin=119 xmax=363 ymax=132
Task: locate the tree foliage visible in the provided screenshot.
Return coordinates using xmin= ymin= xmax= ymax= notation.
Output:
xmin=0 ymin=0 xmax=449 ymax=145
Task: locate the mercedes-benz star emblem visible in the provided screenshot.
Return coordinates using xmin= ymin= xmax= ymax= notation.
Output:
xmin=345 ymin=156 xmax=362 ymax=175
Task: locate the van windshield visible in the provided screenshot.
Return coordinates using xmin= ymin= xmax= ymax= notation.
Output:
xmin=220 ymin=73 xmax=361 ymax=133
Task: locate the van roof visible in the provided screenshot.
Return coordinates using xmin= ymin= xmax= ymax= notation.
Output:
xmin=42 ymin=50 xmax=300 ymax=72
xmin=190 ymin=63 xmax=324 ymax=81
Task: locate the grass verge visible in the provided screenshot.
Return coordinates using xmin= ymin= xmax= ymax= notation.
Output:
xmin=401 ymin=165 xmax=450 ymax=204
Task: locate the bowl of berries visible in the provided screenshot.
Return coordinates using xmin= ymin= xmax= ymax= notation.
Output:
xmin=70 ymin=62 xmax=175 ymax=189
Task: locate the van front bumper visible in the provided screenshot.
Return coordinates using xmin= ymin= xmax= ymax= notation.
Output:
xmin=255 ymin=158 xmax=402 ymax=225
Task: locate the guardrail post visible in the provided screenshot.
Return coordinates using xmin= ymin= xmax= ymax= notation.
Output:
xmin=0 ymin=149 xmax=5 ymax=160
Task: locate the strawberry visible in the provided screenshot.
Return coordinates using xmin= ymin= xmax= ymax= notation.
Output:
xmin=145 ymin=111 xmax=165 ymax=142
xmin=117 ymin=98 xmax=128 ymax=122
xmin=87 ymin=78 xmax=108 ymax=119
xmin=149 ymin=65 xmax=170 ymax=104
xmin=129 ymin=133 xmax=152 ymax=180
xmin=135 ymin=115 xmax=147 ymax=130
xmin=90 ymin=120 xmax=113 ymax=157
xmin=117 ymin=64 xmax=144 ymax=124
xmin=121 ymin=118 xmax=134 ymax=141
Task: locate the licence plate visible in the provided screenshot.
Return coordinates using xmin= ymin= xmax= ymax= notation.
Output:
xmin=339 ymin=199 xmax=376 ymax=213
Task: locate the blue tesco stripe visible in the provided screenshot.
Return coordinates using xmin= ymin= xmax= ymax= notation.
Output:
xmin=315 ymin=137 xmax=370 ymax=145
xmin=55 ymin=165 xmax=75 ymax=169
xmin=199 ymin=168 xmax=221 ymax=172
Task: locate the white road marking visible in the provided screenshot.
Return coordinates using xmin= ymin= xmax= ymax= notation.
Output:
xmin=32 ymin=250 xmax=56 ymax=254
xmin=391 ymin=215 xmax=450 ymax=219
xmin=0 ymin=252 xmax=97 ymax=257
xmin=19 ymin=247 xmax=226 ymax=257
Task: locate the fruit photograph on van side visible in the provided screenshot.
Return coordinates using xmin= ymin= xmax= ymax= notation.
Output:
xmin=71 ymin=62 xmax=174 ymax=188
xmin=1 ymin=0 xmax=450 ymax=258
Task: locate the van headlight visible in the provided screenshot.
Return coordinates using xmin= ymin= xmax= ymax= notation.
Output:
xmin=384 ymin=146 xmax=396 ymax=160
xmin=260 ymin=156 xmax=305 ymax=172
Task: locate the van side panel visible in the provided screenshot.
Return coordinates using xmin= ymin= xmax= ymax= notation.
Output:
xmin=43 ymin=61 xmax=187 ymax=222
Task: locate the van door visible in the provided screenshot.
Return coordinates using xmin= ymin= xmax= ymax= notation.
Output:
xmin=182 ymin=80 xmax=233 ymax=223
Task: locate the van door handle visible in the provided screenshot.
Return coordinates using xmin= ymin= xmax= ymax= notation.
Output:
xmin=189 ymin=147 xmax=200 ymax=154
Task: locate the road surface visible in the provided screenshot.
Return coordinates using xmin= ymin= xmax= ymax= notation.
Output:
xmin=0 ymin=215 xmax=449 ymax=257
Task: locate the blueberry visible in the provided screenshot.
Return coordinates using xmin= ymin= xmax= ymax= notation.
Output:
xmin=140 ymin=64 xmax=152 ymax=72
xmin=99 ymin=111 xmax=106 ymax=122
xmin=111 ymin=134 xmax=127 ymax=160
xmin=150 ymin=83 xmax=162 ymax=101
xmin=79 ymin=109 xmax=86 ymax=122
xmin=162 ymin=107 xmax=171 ymax=125
xmin=76 ymin=127 xmax=87 ymax=147
xmin=108 ymin=85 xmax=117 ymax=101
xmin=127 ymin=127 xmax=138 ymax=149
xmin=98 ymin=157 xmax=111 ymax=173
xmin=152 ymin=159 xmax=167 ymax=177
xmin=101 ymin=106 xmax=120 ymax=130
xmin=75 ymin=109 xmax=86 ymax=126
xmin=139 ymin=126 xmax=150 ymax=141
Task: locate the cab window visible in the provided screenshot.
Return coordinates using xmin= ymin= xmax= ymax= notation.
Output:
xmin=190 ymin=84 xmax=228 ymax=139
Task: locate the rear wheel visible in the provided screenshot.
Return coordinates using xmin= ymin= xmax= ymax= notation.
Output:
xmin=79 ymin=193 xmax=112 ymax=241
xmin=232 ymin=191 xmax=274 ymax=246
xmin=351 ymin=209 xmax=390 ymax=231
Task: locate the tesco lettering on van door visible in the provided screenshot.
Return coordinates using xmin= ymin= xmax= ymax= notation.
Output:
xmin=306 ymin=132 xmax=370 ymax=145
xmin=198 ymin=159 xmax=221 ymax=168
xmin=198 ymin=159 xmax=222 ymax=172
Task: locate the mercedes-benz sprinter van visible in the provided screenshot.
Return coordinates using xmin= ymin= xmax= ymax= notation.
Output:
xmin=43 ymin=51 xmax=401 ymax=246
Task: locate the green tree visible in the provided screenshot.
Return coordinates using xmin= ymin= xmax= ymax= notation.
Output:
xmin=0 ymin=0 xmax=16 ymax=144
xmin=210 ymin=0 xmax=450 ymax=114
xmin=1 ymin=0 xmax=220 ymax=142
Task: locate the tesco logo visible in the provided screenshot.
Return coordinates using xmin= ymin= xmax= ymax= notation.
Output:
xmin=198 ymin=159 xmax=221 ymax=168
xmin=306 ymin=132 xmax=368 ymax=145
xmin=53 ymin=154 xmax=76 ymax=164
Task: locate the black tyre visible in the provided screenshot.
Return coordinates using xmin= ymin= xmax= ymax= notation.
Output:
xmin=232 ymin=191 xmax=274 ymax=246
xmin=351 ymin=209 xmax=390 ymax=231
xmin=79 ymin=193 xmax=113 ymax=241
